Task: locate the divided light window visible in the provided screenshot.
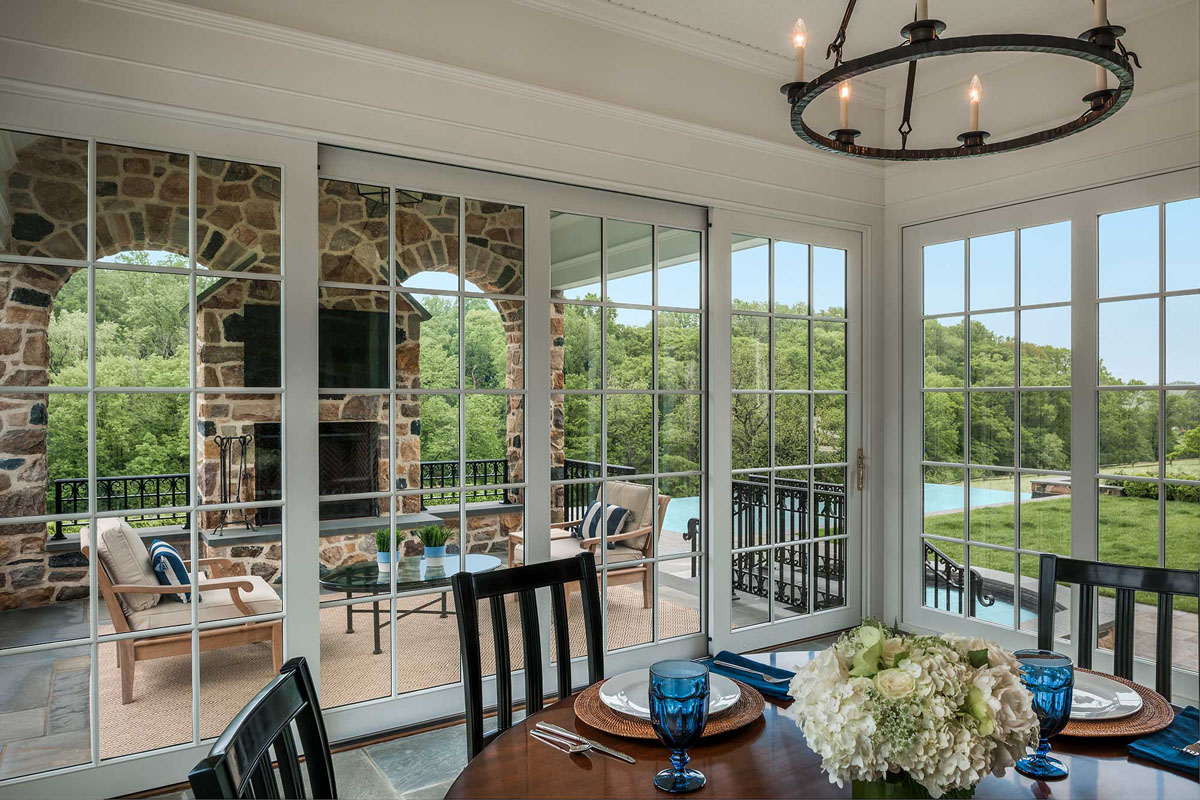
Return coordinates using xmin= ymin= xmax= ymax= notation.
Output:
xmin=314 ymin=181 xmax=527 ymax=706
xmin=550 ymin=213 xmax=704 ymax=654
xmin=0 ymin=130 xmax=286 ymax=774
xmin=921 ymin=222 xmax=1073 ymax=632
xmin=918 ymin=195 xmax=1200 ymax=672
xmin=1096 ymin=198 xmax=1199 ymax=670
xmin=729 ymin=234 xmax=849 ymax=630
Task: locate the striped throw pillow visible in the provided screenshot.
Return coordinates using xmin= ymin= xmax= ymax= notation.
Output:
xmin=149 ymin=539 xmax=196 ymax=603
xmin=572 ymin=502 xmax=629 ymax=550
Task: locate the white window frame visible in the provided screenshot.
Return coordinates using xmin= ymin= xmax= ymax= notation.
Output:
xmin=313 ymin=147 xmax=710 ymax=741
xmin=0 ymin=93 xmax=319 ymax=799
xmin=901 ymin=167 xmax=1200 ymax=703
xmin=709 ymin=208 xmax=865 ymax=654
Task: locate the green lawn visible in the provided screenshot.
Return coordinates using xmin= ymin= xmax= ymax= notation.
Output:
xmin=925 ymin=494 xmax=1199 ymax=613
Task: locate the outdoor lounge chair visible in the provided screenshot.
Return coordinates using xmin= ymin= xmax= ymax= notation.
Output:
xmin=82 ymin=517 xmax=283 ymax=704
xmin=507 ymin=480 xmax=670 ymax=608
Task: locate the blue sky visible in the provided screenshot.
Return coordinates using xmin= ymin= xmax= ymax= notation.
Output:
xmin=731 ymin=239 xmax=846 ymax=314
xmin=923 ymin=199 xmax=1200 ymax=387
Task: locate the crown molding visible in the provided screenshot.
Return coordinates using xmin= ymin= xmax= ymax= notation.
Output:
xmin=508 ymin=0 xmax=886 ymax=109
xmin=80 ymin=0 xmax=883 ymax=179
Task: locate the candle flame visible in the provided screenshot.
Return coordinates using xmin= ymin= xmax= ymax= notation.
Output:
xmin=839 ymin=80 xmax=851 ymax=100
xmin=792 ymin=18 xmax=807 ymax=48
xmin=969 ymin=74 xmax=982 ymax=103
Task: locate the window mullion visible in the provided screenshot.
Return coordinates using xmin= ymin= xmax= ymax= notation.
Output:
xmin=1157 ymin=204 xmax=1167 ymax=568
xmin=1071 ymin=210 xmax=1100 ymax=574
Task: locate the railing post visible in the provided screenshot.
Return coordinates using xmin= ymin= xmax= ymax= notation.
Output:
xmin=53 ymin=480 xmax=64 ymax=540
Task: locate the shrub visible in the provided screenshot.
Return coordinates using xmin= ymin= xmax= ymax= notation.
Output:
xmin=1119 ymin=479 xmax=1199 ymax=502
xmin=1121 ymin=479 xmax=1158 ymax=499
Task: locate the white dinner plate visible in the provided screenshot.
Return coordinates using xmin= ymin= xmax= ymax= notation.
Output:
xmin=598 ymin=669 xmax=741 ymax=720
xmin=1069 ymin=671 xmax=1143 ymax=721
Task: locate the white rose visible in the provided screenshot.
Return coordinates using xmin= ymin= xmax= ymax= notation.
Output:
xmin=874 ymin=667 xmax=917 ymax=700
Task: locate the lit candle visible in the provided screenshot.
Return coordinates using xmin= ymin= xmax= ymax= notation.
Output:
xmin=969 ymin=74 xmax=981 ymax=131
xmin=917 ymin=0 xmax=929 ymax=20
xmin=839 ymin=80 xmax=851 ymax=129
xmin=1094 ymin=0 xmax=1107 ymax=28
xmin=793 ymin=18 xmax=807 ymax=82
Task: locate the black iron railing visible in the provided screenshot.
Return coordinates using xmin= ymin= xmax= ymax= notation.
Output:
xmin=731 ymin=476 xmax=847 ymax=613
xmin=52 ymin=474 xmax=190 ymax=539
xmin=923 ymin=541 xmax=994 ymax=615
xmin=419 ymin=459 xmax=510 ymax=505
xmin=557 ymin=459 xmax=638 ymax=521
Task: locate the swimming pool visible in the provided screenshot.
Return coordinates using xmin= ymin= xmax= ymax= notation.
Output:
xmin=924 ymin=483 xmax=1031 ymax=514
xmin=924 ymin=586 xmax=1036 ymax=625
xmin=666 ymin=483 xmax=1029 ymax=530
xmin=663 ymin=496 xmax=700 ymax=533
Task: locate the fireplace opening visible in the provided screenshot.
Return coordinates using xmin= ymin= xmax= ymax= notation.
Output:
xmin=253 ymin=421 xmax=381 ymax=524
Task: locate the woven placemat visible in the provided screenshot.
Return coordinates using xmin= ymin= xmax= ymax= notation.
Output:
xmin=574 ymin=678 xmax=765 ymax=740
xmin=1060 ymin=669 xmax=1174 ymax=738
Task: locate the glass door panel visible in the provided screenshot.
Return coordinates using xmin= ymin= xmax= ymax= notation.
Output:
xmin=713 ymin=212 xmax=862 ymax=652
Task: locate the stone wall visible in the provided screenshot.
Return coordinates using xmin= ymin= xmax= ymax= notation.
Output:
xmin=0 ymin=140 xmax=534 ymax=608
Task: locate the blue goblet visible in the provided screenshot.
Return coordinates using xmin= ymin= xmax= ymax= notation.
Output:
xmin=648 ymin=660 xmax=710 ymax=793
xmin=1014 ymin=649 xmax=1073 ymax=780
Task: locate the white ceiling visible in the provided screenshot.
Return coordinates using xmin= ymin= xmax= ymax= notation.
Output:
xmin=519 ymin=0 xmax=1177 ymax=100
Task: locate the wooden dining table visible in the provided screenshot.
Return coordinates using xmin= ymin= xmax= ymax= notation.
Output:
xmin=445 ymin=650 xmax=1198 ymax=799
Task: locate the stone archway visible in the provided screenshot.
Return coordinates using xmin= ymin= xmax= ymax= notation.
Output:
xmin=0 ymin=137 xmax=283 ymax=607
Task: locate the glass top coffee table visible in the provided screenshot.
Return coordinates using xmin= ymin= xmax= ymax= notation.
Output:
xmin=320 ymin=554 xmax=502 ymax=654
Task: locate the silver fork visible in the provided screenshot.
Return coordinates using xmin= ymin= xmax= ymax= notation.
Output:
xmin=710 ymin=659 xmax=792 ymax=684
xmin=529 ymin=729 xmax=591 ymax=756
xmin=1177 ymin=740 xmax=1200 ymax=757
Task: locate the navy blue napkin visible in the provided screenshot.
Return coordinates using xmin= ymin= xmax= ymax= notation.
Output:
xmin=698 ymin=650 xmax=794 ymax=700
xmin=1128 ymin=706 xmax=1199 ymax=775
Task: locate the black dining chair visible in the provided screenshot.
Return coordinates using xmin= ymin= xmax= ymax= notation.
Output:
xmin=452 ymin=550 xmax=604 ymax=760
xmin=1037 ymin=553 xmax=1200 ymax=701
xmin=189 ymin=656 xmax=336 ymax=799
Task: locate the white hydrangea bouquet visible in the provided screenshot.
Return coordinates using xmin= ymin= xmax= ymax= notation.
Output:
xmin=784 ymin=621 xmax=1039 ymax=799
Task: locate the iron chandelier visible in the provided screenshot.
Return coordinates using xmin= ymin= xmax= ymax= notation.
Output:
xmin=781 ymin=0 xmax=1140 ymax=161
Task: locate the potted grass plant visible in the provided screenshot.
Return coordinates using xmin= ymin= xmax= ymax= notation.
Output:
xmin=374 ymin=528 xmax=392 ymax=572
xmin=416 ymin=524 xmax=452 ymax=567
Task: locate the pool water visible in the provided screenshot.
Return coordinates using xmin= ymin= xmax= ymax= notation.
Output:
xmin=663 ymin=496 xmax=700 ymax=533
xmin=924 ymin=483 xmax=1032 ymax=514
xmin=924 ymin=586 xmax=1036 ymax=625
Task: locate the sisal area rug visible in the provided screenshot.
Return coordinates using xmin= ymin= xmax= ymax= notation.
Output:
xmin=96 ymin=584 xmax=699 ymax=759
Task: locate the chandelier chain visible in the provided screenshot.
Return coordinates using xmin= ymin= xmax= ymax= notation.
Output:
xmin=825 ymin=0 xmax=858 ymax=67
xmin=897 ymin=6 xmax=921 ymax=150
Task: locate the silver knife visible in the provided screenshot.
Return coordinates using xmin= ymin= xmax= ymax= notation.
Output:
xmin=534 ymin=722 xmax=637 ymax=763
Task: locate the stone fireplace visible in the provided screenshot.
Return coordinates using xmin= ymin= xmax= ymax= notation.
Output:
xmin=0 ymin=139 xmax=534 ymax=609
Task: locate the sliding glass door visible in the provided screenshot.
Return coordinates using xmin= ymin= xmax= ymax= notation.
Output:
xmin=314 ymin=147 xmax=708 ymax=738
xmin=709 ymin=210 xmax=864 ymax=653
xmin=0 ymin=102 xmax=314 ymax=798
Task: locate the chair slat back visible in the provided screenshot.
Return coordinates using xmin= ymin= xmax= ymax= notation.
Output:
xmin=452 ymin=552 xmax=603 ymax=761
xmin=1037 ymin=554 xmax=1199 ymax=700
xmin=189 ymin=657 xmax=335 ymax=799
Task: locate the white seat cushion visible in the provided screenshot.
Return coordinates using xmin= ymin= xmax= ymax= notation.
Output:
xmin=515 ymin=539 xmax=643 ymax=566
xmin=125 ymin=574 xmax=282 ymax=631
xmin=95 ymin=518 xmax=161 ymax=615
xmin=606 ymin=482 xmax=655 ymax=551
